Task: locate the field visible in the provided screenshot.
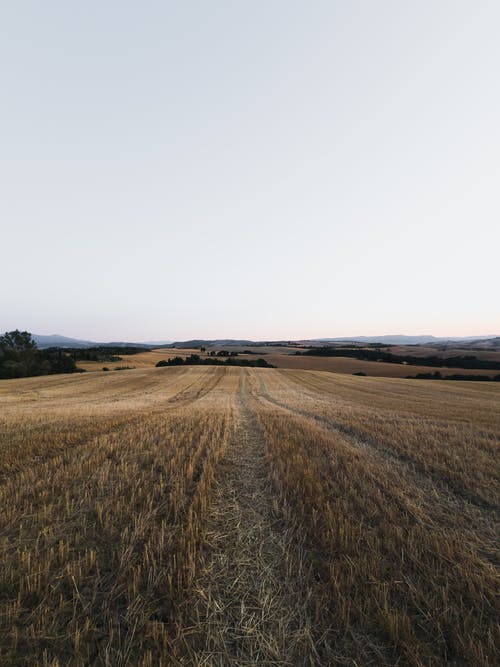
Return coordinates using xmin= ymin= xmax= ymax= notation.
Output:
xmin=0 ymin=367 xmax=499 ymax=665
xmin=74 ymin=349 xmax=203 ymax=372
xmin=75 ymin=346 xmax=499 ymax=379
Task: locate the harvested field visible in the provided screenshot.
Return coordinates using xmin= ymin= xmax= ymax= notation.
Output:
xmin=389 ymin=345 xmax=500 ymax=362
xmin=242 ymin=353 xmax=498 ymax=378
xmin=77 ymin=347 xmax=500 ymax=379
xmin=75 ymin=348 xmax=203 ymax=372
xmin=0 ymin=367 xmax=499 ymax=665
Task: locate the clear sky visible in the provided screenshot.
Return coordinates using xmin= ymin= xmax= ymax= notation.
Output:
xmin=1 ymin=1 xmax=499 ymax=341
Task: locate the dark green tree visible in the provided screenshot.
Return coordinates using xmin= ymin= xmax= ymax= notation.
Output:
xmin=0 ymin=330 xmax=79 ymax=379
xmin=0 ymin=329 xmax=37 ymax=353
xmin=0 ymin=330 xmax=38 ymax=378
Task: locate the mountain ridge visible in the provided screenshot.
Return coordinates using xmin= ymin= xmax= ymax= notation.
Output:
xmin=31 ymin=333 xmax=500 ymax=349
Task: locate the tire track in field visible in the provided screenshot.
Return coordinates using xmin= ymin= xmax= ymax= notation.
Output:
xmin=256 ymin=371 xmax=495 ymax=510
xmin=249 ymin=372 xmax=500 ymax=564
xmin=0 ymin=368 xmax=226 ymax=489
xmin=174 ymin=370 xmax=331 ymax=666
xmin=166 ymin=366 xmax=226 ymax=405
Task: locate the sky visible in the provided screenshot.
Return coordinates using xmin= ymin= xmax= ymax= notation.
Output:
xmin=1 ymin=1 xmax=499 ymax=342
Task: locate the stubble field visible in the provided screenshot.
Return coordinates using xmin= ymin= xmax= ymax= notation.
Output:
xmin=0 ymin=367 xmax=499 ymax=665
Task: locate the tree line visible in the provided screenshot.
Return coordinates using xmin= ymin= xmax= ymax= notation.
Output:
xmin=0 ymin=330 xmax=80 ymax=379
xmin=156 ymin=354 xmax=275 ymax=368
xmin=407 ymin=371 xmax=500 ymax=382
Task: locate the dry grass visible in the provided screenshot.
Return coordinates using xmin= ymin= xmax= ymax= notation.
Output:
xmin=0 ymin=366 xmax=498 ymax=665
xmin=250 ymin=371 xmax=500 ymax=664
xmin=0 ymin=368 xmax=235 ymax=665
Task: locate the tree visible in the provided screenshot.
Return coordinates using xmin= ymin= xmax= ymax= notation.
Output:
xmin=0 ymin=330 xmax=37 ymax=377
xmin=0 ymin=329 xmax=36 ymax=353
xmin=0 ymin=330 xmax=78 ymax=379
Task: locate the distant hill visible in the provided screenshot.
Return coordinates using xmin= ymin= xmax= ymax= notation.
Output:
xmin=32 ymin=333 xmax=500 ymax=350
xmin=312 ymin=335 xmax=498 ymax=346
xmin=451 ymin=337 xmax=500 ymax=350
xmin=163 ymin=339 xmax=257 ymax=349
xmin=32 ymin=335 xmax=263 ymax=349
xmin=33 ymin=334 xmax=97 ymax=348
xmin=33 ymin=335 xmax=150 ymax=349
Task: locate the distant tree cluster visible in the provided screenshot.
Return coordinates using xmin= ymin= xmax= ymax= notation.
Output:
xmin=0 ymin=330 xmax=79 ymax=379
xmin=156 ymin=354 xmax=275 ymax=369
xmin=207 ymin=350 xmax=239 ymax=357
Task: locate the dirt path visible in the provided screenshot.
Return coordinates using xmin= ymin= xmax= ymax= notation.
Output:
xmin=174 ymin=371 xmax=324 ymax=666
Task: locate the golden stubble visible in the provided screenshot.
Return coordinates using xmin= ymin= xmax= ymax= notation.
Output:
xmin=0 ymin=366 xmax=498 ymax=665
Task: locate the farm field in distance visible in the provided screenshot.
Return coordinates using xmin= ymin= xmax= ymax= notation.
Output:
xmin=75 ymin=344 xmax=500 ymax=379
xmin=0 ymin=366 xmax=499 ymax=665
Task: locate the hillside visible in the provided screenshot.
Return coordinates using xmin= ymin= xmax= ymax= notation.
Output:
xmin=33 ymin=333 xmax=500 ymax=349
xmin=32 ymin=335 xmax=151 ymax=349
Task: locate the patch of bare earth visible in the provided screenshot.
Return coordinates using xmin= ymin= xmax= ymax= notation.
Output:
xmin=172 ymin=373 xmax=331 ymax=665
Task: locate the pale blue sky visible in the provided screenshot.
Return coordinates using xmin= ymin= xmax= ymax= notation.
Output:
xmin=1 ymin=1 xmax=499 ymax=341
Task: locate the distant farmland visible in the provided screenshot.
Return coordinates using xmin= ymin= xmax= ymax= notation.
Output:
xmin=0 ymin=366 xmax=498 ymax=665
xmin=76 ymin=345 xmax=500 ymax=379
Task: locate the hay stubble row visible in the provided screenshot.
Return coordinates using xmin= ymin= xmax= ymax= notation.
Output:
xmin=0 ymin=367 xmax=498 ymax=665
